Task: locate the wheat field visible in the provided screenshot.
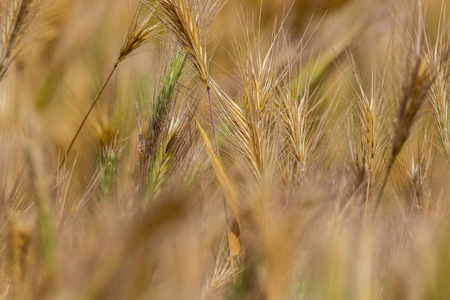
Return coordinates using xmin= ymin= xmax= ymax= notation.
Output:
xmin=1 ymin=0 xmax=450 ymax=299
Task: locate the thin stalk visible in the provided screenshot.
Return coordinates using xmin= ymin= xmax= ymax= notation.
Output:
xmin=58 ymin=61 xmax=119 ymax=171
xmin=364 ymin=171 xmax=371 ymax=217
xmin=222 ymin=192 xmax=231 ymax=257
xmin=207 ymin=86 xmax=219 ymax=153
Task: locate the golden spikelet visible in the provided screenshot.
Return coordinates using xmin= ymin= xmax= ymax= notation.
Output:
xmin=157 ymin=0 xmax=225 ymax=86
xmin=0 ymin=0 xmax=40 ymax=80
xmin=157 ymin=0 xmax=226 ymax=151
xmin=279 ymin=80 xmax=330 ymax=185
xmin=214 ymin=20 xmax=289 ymax=182
xmin=390 ymin=56 xmax=437 ymax=161
xmin=118 ymin=2 xmax=160 ymax=64
xmin=374 ymin=44 xmax=439 ymax=214
xmin=348 ymin=57 xmax=390 ymax=206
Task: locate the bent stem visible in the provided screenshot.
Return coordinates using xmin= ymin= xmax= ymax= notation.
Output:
xmin=58 ymin=61 xmax=119 ymax=171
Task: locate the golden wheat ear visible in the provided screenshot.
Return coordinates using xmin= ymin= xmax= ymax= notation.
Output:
xmin=0 ymin=0 xmax=41 ymax=81
xmin=374 ymin=45 xmax=440 ymax=216
xmin=119 ymin=2 xmax=161 ymax=63
xmin=157 ymin=0 xmax=227 ymax=152
xmin=58 ymin=1 xmax=160 ymax=172
xmin=345 ymin=54 xmax=391 ymax=211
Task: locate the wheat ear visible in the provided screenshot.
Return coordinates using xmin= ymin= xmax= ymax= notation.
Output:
xmin=157 ymin=0 xmax=226 ymax=152
xmin=0 ymin=0 xmax=40 ymax=81
xmin=373 ymin=54 xmax=439 ymax=216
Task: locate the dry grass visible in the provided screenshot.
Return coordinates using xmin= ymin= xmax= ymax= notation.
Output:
xmin=2 ymin=0 xmax=450 ymax=299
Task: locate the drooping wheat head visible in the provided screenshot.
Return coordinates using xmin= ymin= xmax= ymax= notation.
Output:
xmin=157 ymin=0 xmax=227 ymax=150
xmin=157 ymin=0 xmax=224 ymax=86
xmin=118 ymin=2 xmax=161 ymax=64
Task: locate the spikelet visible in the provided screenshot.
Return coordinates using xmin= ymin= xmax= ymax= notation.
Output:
xmin=214 ymin=19 xmax=289 ymax=182
xmin=118 ymin=2 xmax=160 ymax=64
xmin=347 ymin=56 xmax=390 ymax=206
xmin=279 ymin=78 xmax=330 ymax=186
xmin=374 ymin=13 xmax=440 ymax=214
xmin=392 ymin=136 xmax=433 ymax=209
xmin=0 ymin=0 xmax=40 ymax=80
xmin=391 ymin=57 xmax=437 ymax=161
xmin=157 ymin=0 xmax=226 ymax=150
xmin=157 ymin=0 xmax=225 ymax=86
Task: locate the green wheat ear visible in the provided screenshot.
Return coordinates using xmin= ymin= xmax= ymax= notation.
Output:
xmin=137 ymin=50 xmax=186 ymax=199
xmin=94 ymin=139 xmax=123 ymax=199
xmin=151 ymin=50 xmax=187 ymax=143
xmin=100 ymin=149 xmax=118 ymax=197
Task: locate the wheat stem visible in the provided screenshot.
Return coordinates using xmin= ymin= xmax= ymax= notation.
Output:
xmin=58 ymin=61 xmax=119 ymax=171
xmin=207 ymin=86 xmax=219 ymax=152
